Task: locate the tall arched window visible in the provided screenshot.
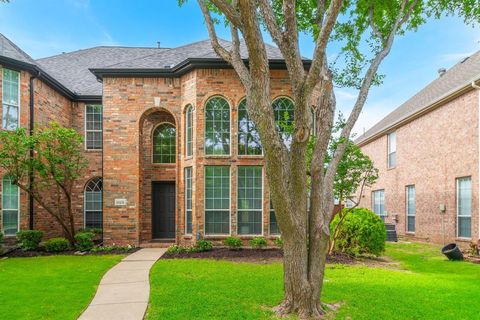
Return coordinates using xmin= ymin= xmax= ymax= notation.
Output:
xmin=204 ymin=96 xmax=230 ymax=155
xmin=84 ymin=177 xmax=102 ymax=229
xmin=238 ymin=99 xmax=262 ymax=155
xmin=272 ymin=97 xmax=294 ymax=146
xmin=2 ymin=175 xmax=19 ymax=236
xmin=153 ymin=123 xmax=176 ymax=163
xmin=185 ymin=105 xmax=193 ymax=157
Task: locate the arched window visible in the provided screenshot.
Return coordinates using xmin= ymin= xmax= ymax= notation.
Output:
xmin=272 ymin=97 xmax=294 ymax=146
xmin=153 ymin=123 xmax=176 ymax=163
xmin=185 ymin=105 xmax=193 ymax=157
xmin=2 ymin=175 xmax=19 ymax=236
xmin=204 ymin=96 xmax=230 ymax=155
xmin=84 ymin=177 xmax=102 ymax=229
xmin=237 ymin=99 xmax=262 ymax=155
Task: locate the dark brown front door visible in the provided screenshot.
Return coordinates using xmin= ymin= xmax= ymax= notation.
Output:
xmin=152 ymin=182 xmax=176 ymax=239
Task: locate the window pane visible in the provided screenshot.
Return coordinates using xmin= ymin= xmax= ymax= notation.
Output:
xmin=387 ymin=132 xmax=396 ymax=168
xmin=372 ymin=190 xmax=385 ymax=220
xmin=407 ymin=216 xmax=415 ymax=233
xmin=406 ymin=186 xmax=415 ymax=232
xmin=237 ymin=166 xmax=262 ymax=235
xmin=84 ymin=178 xmax=102 ymax=230
xmin=237 ymin=100 xmax=262 ymax=155
xmin=2 ymin=176 xmax=19 ymax=236
xmin=205 ymin=166 xmax=230 ymax=235
xmin=153 ymin=123 xmax=176 ymax=163
xmin=205 ymin=97 xmax=230 ymax=155
xmin=85 ymin=105 xmax=103 ymax=150
xmin=186 ymin=106 xmax=193 ymax=156
xmin=457 ymin=177 xmax=472 ymax=237
xmin=272 ymin=98 xmax=294 ymax=147
xmin=185 ymin=167 xmax=193 ymax=234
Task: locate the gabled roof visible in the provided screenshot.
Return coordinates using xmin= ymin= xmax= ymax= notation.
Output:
xmin=356 ymin=50 xmax=480 ymax=145
xmin=0 ymin=33 xmax=302 ymax=100
xmin=37 ymin=46 xmax=169 ymax=97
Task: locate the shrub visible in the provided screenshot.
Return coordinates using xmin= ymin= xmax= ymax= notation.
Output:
xmin=74 ymin=232 xmax=95 ymax=251
xmin=330 ymin=208 xmax=386 ymax=256
xmin=274 ymin=237 xmax=284 ymax=249
xmin=250 ymin=236 xmax=267 ymax=249
xmin=44 ymin=237 xmax=70 ymax=252
xmin=196 ymin=240 xmax=213 ymax=252
xmin=91 ymin=244 xmax=135 ymax=253
xmin=224 ymin=236 xmax=242 ymax=250
xmin=16 ymin=230 xmax=44 ymax=251
xmin=166 ymin=244 xmax=185 ymax=254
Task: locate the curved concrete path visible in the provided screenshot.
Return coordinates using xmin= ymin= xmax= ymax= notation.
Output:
xmin=78 ymin=248 xmax=166 ymax=320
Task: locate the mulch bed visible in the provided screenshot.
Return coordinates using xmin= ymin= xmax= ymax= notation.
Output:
xmin=161 ymin=247 xmax=356 ymax=264
xmin=1 ymin=247 xmax=140 ymax=258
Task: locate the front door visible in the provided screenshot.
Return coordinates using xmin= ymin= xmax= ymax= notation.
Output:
xmin=152 ymin=181 xmax=176 ymax=239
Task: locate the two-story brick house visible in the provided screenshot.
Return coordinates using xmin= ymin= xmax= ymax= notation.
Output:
xmin=356 ymin=51 xmax=480 ymax=245
xmin=0 ymin=33 xmax=311 ymax=246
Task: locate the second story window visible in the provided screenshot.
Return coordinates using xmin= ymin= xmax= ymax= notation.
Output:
xmin=2 ymin=69 xmax=20 ymax=130
xmin=185 ymin=105 xmax=193 ymax=157
xmin=387 ymin=132 xmax=396 ymax=168
xmin=205 ymin=96 xmax=230 ymax=155
xmin=238 ymin=99 xmax=262 ymax=156
xmin=272 ymin=97 xmax=294 ymax=147
xmin=153 ymin=123 xmax=176 ymax=163
xmin=85 ymin=105 xmax=103 ymax=150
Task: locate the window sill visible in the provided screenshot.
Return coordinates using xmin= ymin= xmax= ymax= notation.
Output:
xmin=456 ymin=237 xmax=472 ymax=242
xmin=85 ymin=149 xmax=102 ymax=153
xmin=237 ymin=155 xmax=264 ymax=159
xmin=204 ymin=155 xmax=231 ymax=159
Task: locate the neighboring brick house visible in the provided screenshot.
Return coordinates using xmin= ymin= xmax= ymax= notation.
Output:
xmin=0 ymin=33 xmax=311 ymax=246
xmin=356 ymin=51 xmax=480 ymax=245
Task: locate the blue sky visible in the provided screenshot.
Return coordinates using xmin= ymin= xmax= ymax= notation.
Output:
xmin=1 ymin=0 xmax=479 ymax=134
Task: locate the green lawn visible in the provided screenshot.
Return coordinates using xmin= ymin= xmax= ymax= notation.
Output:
xmin=0 ymin=255 xmax=122 ymax=320
xmin=147 ymin=242 xmax=480 ymax=320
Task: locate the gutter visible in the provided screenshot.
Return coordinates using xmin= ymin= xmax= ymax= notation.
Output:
xmin=28 ymin=69 xmax=40 ymax=230
xmin=471 ymin=80 xmax=480 ymax=240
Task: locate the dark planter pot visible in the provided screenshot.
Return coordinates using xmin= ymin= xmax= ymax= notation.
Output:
xmin=441 ymin=243 xmax=464 ymax=261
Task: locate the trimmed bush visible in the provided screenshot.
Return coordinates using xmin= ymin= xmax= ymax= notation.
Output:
xmin=166 ymin=244 xmax=185 ymax=254
xmin=330 ymin=208 xmax=386 ymax=256
xmin=16 ymin=230 xmax=44 ymax=251
xmin=196 ymin=240 xmax=213 ymax=252
xmin=44 ymin=237 xmax=70 ymax=252
xmin=249 ymin=236 xmax=267 ymax=249
xmin=74 ymin=232 xmax=95 ymax=251
xmin=224 ymin=236 xmax=242 ymax=250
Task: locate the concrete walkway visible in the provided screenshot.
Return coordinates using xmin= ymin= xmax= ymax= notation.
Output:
xmin=78 ymin=248 xmax=166 ymax=320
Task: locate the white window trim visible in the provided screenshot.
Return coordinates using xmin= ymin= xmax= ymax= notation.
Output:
xmin=236 ymin=166 xmax=264 ymax=236
xmin=204 ymin=96 xmax=232 ymax=157
xmin=2 ymin=68 xmax=21 ymax=131
xmin=372 ymin=189 xmax=386 ymax=218
xmin=184 ymin=167 xmax=193 ymax=235
xmin=84 ymin=104 xmax=103 ymax=151
xmin=405 ymin=185 xmax=415 ymax=233
xmin=203 ymin=166 xmax=231 ymax=236
xmin=387 ymin=132 xmax=396 ymax=169
xmin=456 ymin=176 xmax=472 ymax=239
xmin=237 ymin=98 xmax=264 ymax=157
xmin=151 ymin=122 xmax=177 ymax=164
xmin=1 ymin=176 xmax=20 ymax=237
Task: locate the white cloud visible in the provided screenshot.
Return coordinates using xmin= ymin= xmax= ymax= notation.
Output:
xmin=438 ymin=51 xmax=474 ymax=63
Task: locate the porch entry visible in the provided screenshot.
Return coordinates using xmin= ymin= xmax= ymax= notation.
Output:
xmin=152 ymin=181 xmax=176 ymax=239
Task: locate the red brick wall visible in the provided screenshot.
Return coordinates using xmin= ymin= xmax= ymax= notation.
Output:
xmin=358 ymin=89 xmax=479 ymax=245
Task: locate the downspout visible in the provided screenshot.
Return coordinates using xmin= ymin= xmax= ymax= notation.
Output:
xmin=471 ymin=81 xmax=480 ymax=240
xmin=28 ymin=70 xmax=40 ymax=230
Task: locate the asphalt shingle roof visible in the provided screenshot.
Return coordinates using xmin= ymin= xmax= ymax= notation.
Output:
xmin=0 ymin=33 xmax=37 ymax=66
xmin=356 ymin=51 xmax=480 ymax=145
xmin=36 ymin=46 xmax=169 ymax=96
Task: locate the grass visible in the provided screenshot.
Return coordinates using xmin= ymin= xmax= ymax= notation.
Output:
xmin=146 ymin=242 xmax=480 ymax=319
xmin=0 ymin=255 xmax=122 ymax=320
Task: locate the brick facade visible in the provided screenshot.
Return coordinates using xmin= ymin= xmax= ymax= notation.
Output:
xmin=358 ymin=89 xmax=479 ymax=245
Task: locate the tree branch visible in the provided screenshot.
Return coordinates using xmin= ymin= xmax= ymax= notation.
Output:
xmin=305 ymin=0 xmax=344 ymax=93
xmin=209 ymin=0 xmax=243 ymax=27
